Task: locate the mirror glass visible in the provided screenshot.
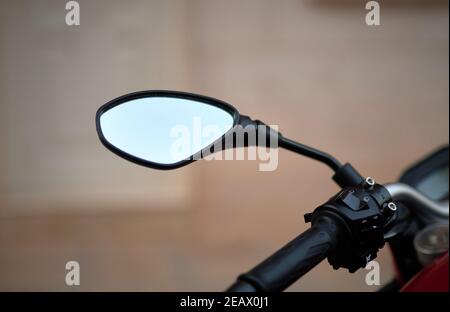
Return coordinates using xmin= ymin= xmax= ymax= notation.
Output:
xmin=99 ymin=96 xmax=234 ymax=165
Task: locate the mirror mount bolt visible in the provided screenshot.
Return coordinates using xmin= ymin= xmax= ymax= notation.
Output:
xmin=363 ymin=177 xmax=376 ymax=188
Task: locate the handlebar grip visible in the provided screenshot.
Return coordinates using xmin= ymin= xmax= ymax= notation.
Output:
xmin=226 ymin=216 xmax=340 ymax=292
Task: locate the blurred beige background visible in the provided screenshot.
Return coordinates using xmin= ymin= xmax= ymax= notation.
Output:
xmin=0 ymin=0 xmax=448 ymax=291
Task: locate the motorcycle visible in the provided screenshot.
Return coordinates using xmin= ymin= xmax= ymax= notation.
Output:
xmin=95 ymin=90 xmax=449 ymax=292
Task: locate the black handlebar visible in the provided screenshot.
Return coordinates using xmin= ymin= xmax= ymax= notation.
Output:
xmin=226 ymin=215 xmax=341 ymax=292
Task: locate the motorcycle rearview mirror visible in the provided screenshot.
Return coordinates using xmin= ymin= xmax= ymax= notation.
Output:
xmin=96 ymin=90 xmax=240 ymax=169
xmin=96 ymin=90 xmax=363 ymax=187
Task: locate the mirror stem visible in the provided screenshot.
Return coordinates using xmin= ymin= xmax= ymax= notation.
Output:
xmin=239 ymin=115 xmax=343 ymax=172
xmin=239 ymin=115 xmax=363 ymax=184
xmin=278 ymin=136 xmax=342 ymax=172
xmin=279 ymin=136 xmax=365 ymax=188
